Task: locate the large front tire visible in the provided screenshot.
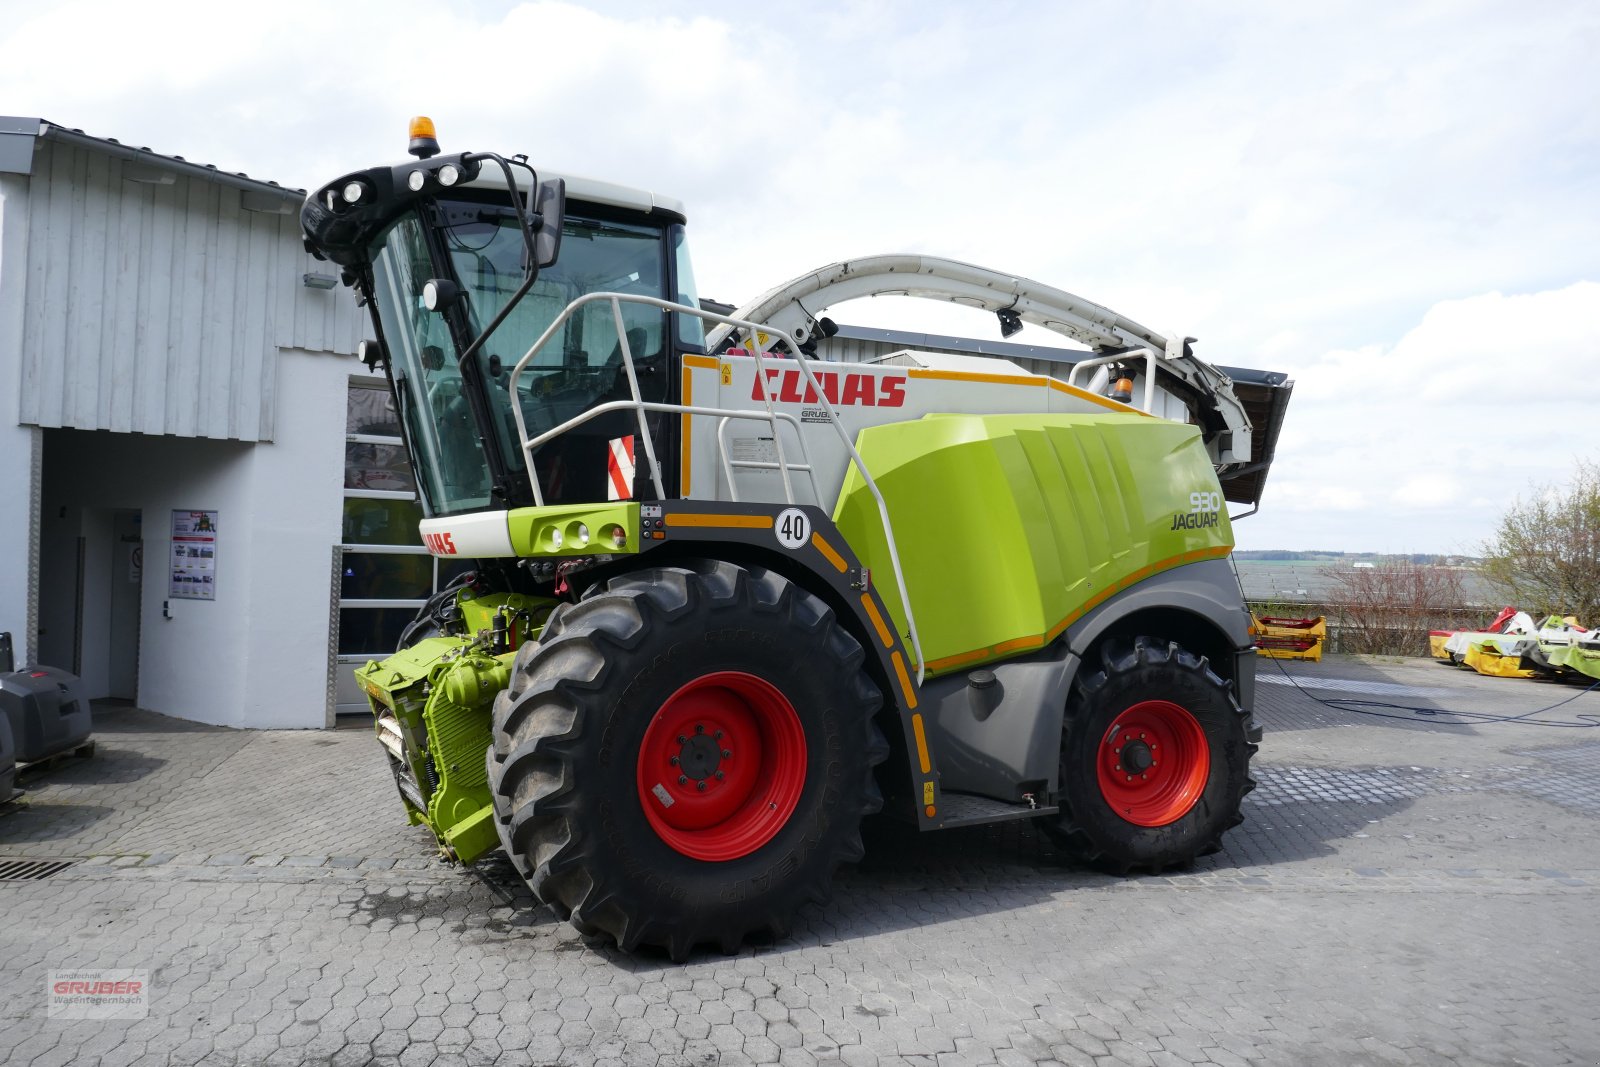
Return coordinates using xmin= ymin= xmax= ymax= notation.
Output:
xmin=487 ymin=560 xmax=886 ymax=959
xmin=1046 ymin=637 xmax=1259 ymax=873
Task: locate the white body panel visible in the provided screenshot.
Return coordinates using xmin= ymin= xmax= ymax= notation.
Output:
xmin=679 ymin=351 xmax=1148 ymax=510
xmin=459 ymin=162 xmax=684 ymax=217
xmin=419 ymin=511 xmax=513 ymax=558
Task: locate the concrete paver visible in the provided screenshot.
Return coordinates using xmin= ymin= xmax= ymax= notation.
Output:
xmin=1 ymin=656 xmax=1597 ymax=1065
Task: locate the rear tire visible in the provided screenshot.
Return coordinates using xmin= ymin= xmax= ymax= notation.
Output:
xmin=1046 ymin=637 xmax=1259 ymax=873
xmin=487 ymin=560 xmax=886 ymax=959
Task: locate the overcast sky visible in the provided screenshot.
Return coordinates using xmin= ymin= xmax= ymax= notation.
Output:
xmin=4 ymin=0 xmax=1596 ymax=554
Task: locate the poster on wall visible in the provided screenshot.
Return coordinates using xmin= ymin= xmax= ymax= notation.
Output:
xmin=169 ymin=510 xmax=218 ymax=601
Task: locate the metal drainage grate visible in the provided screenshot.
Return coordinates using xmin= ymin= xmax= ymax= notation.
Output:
xmin=0 ymin=858 xmax=78 ymax=881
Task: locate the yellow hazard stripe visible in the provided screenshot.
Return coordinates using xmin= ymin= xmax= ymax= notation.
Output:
xmin=860 ymin=594 xmax=893 ymax=648
xmin=908 ymin=367 xmax=1042 ymax=388
xmin=811 ymin=532 xmax=848 ymax=573
xmin=1046 ymin=377 xmax=1153 ymax=416
xmin=891 ymin=649 xmax=919 ymax=711
xmin=680 ymin=365 xmax=693 ymax=495
xmin=907 ymin=366 xmax=1150 ymax=416
xmin=664 ymin=513 xmax=773 ymax=530
xmin=911 ymin=713 xmax=931 ymax=773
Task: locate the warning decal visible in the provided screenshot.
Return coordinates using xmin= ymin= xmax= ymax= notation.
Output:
xmin=607 ymin=436 xmax=636 ymax=501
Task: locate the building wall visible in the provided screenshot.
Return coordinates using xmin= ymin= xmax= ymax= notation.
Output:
xmin=234 ymin=349 xmax=349 ymax=727
xmin=14 ymin=138 xmax=361 ymax=442
xmin=0 ymin=175 xmax=38 ymax=667
xmin=1 ymin=126 xmax=370 ymax=725
xmin=38 ymin=348 xmax=349 ymax=728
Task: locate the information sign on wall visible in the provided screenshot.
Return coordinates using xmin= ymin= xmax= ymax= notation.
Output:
xmin=170 ymin=510 xmax=218 ymax=601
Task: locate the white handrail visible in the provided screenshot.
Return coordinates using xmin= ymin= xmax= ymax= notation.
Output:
xmin=608 ymin=294 xmax=667 ymax=500
xmin=523 ymin=399 xmax=811 ymax=479
xmin=1065 ymin=348 xmax=1157 ymax=413
xmin=507 ymin=291 xmax=927 ymax=681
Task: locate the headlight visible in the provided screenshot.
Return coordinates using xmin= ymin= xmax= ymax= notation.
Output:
xmin=420 ymin=278 xmax=461 ymax=312
xmin=341 ymin=181 xmax=366 ymax=204
xmin=406 ymin=170 xmax=427 ymax=192
xmin=437 ymin=163 xmax=461 ymax=187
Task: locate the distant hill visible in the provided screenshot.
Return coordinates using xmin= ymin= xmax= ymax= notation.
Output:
xmin=1234 ymin=550 xmax=1480 ymax=566
xmin=1233 ymin=556 xmax=1496 ymax=607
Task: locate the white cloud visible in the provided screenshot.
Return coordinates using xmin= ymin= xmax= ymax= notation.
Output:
xmin=1388 ymin=475 xmax=1462 ymax=510
xmin=1235 ymin=282 xmax=1600 ymax=553
xmin=1 ymin=0 xmax=1596 ymax=553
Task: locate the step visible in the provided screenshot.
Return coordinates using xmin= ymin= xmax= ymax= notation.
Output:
xmin=938 ymin=792 xmax=1057 ymax=829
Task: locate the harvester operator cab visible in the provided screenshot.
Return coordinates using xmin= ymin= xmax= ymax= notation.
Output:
xmin=300 ymin=117 xmax=700 ymax=515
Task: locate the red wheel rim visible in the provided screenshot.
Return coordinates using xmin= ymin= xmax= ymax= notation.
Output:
xmin=636 ymin=671 xmax=807 ymax=861
xmin=1095 ymin=700 xmax=1210 ymax=827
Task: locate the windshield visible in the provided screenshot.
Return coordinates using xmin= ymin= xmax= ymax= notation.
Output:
xmin=370 ymin=201 xmax=675 ymax=514
xmin=371 ymin=213 xmax=488 ymax=512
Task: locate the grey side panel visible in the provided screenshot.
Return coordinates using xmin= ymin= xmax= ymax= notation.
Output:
xmin=917 ymin=558 xmax=1256 ymax=805
xmin=0 ymin=712 xmax=15 ymax=800
xmin=918 ymin=642 xmax=1079 ymax=802
xmin=1233 ymin=649 xmax=1257 ymax=715
xmin=1066 ymin=556 xmax=1254 ymax=693
xmin=1070 ymin=558 xmax=1249 ymax=650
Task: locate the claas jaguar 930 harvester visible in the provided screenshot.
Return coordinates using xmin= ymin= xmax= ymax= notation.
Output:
xmin=301 ymin=118 xmax=1293 ymax=959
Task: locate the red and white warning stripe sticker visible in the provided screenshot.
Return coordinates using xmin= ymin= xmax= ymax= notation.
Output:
xmin=607 ymin=435 xmax=636 ymax=500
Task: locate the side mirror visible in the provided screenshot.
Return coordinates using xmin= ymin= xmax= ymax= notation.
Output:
xmin=531 ymin=178 xmax=565 ymax=270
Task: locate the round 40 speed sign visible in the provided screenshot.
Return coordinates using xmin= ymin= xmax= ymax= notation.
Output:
xmin=774 ymin=508 xmax=811 ymax=550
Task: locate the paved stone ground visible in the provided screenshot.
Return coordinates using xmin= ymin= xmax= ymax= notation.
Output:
xmin=2 ymin=655 xmax=1598 ymax=1066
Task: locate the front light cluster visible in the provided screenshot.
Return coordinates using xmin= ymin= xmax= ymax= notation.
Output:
xmin=326 ymin=179 xmax=371 ymax=211
xmin=405 ymin=162 xmax=467 ymax=193
xmin=538 ymin=521 xmax=597 ymax=552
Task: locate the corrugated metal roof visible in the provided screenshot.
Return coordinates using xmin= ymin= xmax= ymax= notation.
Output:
xmin=8 ymin=129 xmax=362 ymax=442
xmin=0 ymin=117 xmax=304 ymax=199
xmin=832 ymin=323 xmax=1092 ymax=364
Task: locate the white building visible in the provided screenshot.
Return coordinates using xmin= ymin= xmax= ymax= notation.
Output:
xmin=0 ymin=118 xmax=374 ymax=728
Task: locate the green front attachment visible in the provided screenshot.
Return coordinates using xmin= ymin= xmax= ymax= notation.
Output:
xmin=1545 ymin=642 xmax=1600 ymax=682
xmin=356 ymin=591 xmax=552 ymax=863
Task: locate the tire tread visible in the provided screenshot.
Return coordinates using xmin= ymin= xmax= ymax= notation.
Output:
xmin=1047 ymin=636 xmax=1259 ymax=874
xmin=487 ymin=561 xmax=886 ymax=959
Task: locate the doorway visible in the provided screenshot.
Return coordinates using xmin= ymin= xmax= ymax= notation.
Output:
xmin=108 ymin=509 xmax=142 ymax=700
